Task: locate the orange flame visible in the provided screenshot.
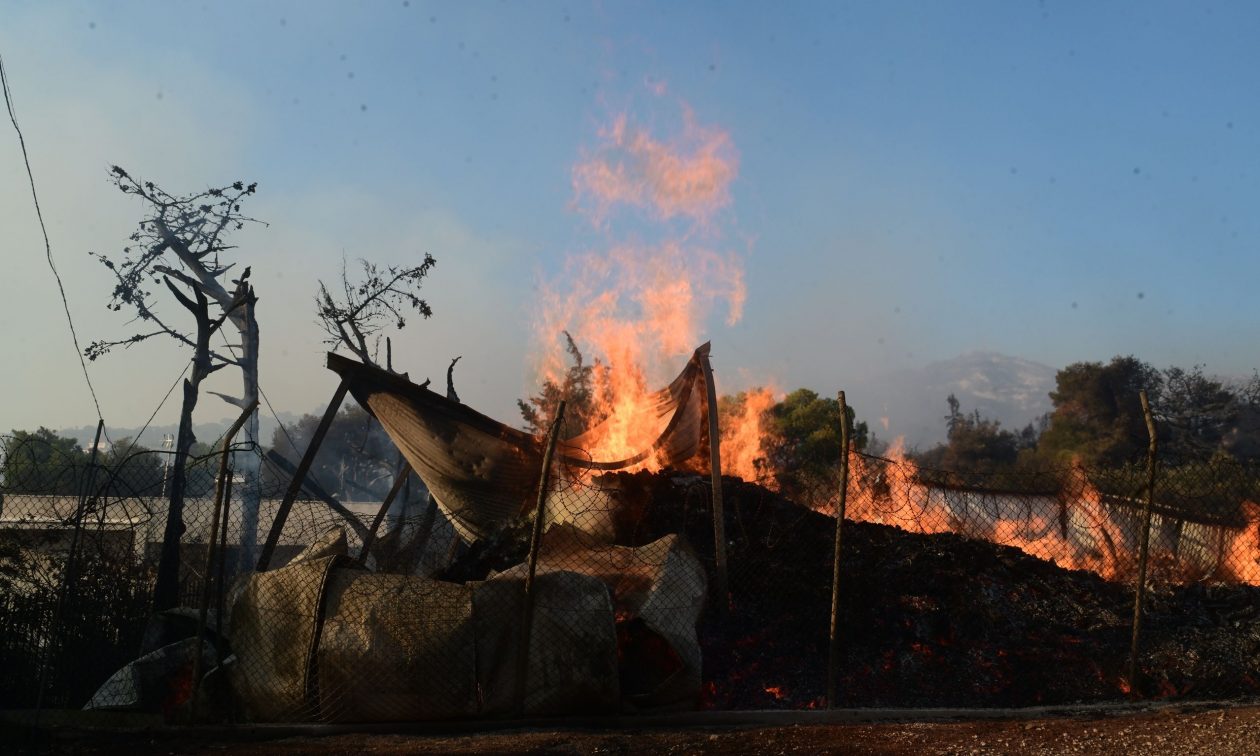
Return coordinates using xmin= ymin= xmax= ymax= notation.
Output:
xmin=572 ymin=105 xmax=738 ymax=226
xmin=720 ymin=387 xmax=778 ymax=486
xmin=835 ymin=444 xmax=1140 ymax=582
xmin=1228 ymin=501 xmax=1260 ymax=584
xmin=532 ymin=98 xmax=747 ymax=469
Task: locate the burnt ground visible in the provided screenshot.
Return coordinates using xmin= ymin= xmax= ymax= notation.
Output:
xmin=447 ymin=473 xmax=1260 ymax=709
xmin=13 ymin=702 xmax=1260 ymax=754
xmin=11 ymin=474 xmax=1260 ymax=753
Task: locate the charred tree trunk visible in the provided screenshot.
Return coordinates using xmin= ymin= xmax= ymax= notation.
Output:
xmin=232 ymin=287 xmax=262 ymax=572
xmin=153 ymin=289 xmax=214 ymax=611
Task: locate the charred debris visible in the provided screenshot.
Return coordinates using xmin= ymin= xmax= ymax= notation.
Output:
xmin=449 ymin=470 xmax=1260 ymax=710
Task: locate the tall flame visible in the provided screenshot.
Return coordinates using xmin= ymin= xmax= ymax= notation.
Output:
xmin=720 ymin=388 xmax=778 ymax=486
xmin=531 ymin=95 xmax=748 ymax=468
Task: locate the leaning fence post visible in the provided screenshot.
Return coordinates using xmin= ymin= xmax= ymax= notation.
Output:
xmin=516 ymin=400 xmax=566 ymax=716
xmin=1128 ymin=389 xmax=1159 ymax=696
xmin=699 ymin=349 xmax=730 ymax=613
xmin=828 ymin=391 xmax=851 ymax=708
xmin=257 ymin=380 xmax=348 ymax=571
xmin=357 ymin=461 xmax=413 ymax=567
xmin=190 ymin=401 xmax=256 ymax=721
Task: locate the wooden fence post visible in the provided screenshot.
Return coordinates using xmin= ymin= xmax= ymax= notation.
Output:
xmin=1128 ymin=389 xmax=1159 ymax=696
xmin=699 ymin=351 xmax=730 ymax=613
xmin=516 ymin=400 xmax=566 ymax=716
xmin=827 ymin=391 xmax=851 ymax=708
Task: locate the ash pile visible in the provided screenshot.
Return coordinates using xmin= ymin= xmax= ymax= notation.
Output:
xmin=457 ymin=470 xmax=1260 ymax=710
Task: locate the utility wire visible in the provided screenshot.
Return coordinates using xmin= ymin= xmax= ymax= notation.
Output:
xmin=1 ymin=52 xmax=107 ymax=426
xmin=215 ymin=330 xmax=301 ymax=455
xmin=131 ymin=359 xmax=192 ymax=450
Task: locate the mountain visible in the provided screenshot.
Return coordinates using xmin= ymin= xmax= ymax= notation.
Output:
xmin=854 ymin=352 xmax=1058 ymax=450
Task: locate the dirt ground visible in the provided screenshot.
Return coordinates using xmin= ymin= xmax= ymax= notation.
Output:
xmin=16 ymin=702 xmax=1260 ymax=755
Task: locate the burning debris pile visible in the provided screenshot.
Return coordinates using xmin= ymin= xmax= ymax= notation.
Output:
xmin=447 ymin=470 xmax=1260 ymax=711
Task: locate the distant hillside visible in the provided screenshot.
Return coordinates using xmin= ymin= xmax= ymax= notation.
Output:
xmin=54 ymin=411 xmax=301 ymax=452
xmin=855 ymin=352 xmax=1057 ymax=450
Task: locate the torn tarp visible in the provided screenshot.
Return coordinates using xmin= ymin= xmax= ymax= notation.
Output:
xmin=326 ymin=344 xmax=709 ymax=542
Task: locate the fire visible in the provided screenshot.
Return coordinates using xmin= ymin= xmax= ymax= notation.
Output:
xmin=720 ymin=387 xmax=778 ymax=486
xmin=763 ymin=685 xmax=787 ymax=701
xmin=835 ymin=444 xmax=1138 ymax=582
xmin=571 ymin=105 xmax=738 ymax=226
xmin=531 ymin=93 xmax=748 ymax=470
xmin=1228 ymin=502 xmax=1260 ymax=584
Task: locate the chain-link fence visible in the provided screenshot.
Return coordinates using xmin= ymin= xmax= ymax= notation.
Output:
xmin=4 ymin=423 xmax=1260 ymax=722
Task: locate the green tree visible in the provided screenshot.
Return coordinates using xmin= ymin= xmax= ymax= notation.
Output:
xmin=918 ymin=412 xmax=1019 ymax=472
xmin=1224 ymin=372 xmax=1260 ymax=462
xmin=97 ymin=437 xmax=164 ymax=497
xmin=1 ymin=428 xmax=85 ymax=495
xmin=518 ymin=331 xmax=610 ymax=436
xmin=761 ymin=389 xmax=868 ymax=496
xmin=905 ymin=393 xmax=1070 ymax=491
xmin=1159 ymin=365 xmax=1238 ymax=463
xmin=267 ymin=403 xmax=398 ymax=501
xmin=1037 ymin=356 xmax=1162 ymax=467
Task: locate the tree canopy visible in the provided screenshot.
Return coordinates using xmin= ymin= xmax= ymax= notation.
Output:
xmin=758 ymin=388 xmax=868 ymax=496
xmin=1 ymin=428 xmax=85 ymax=495
xmin=267 ymin=403 xmax=398 ymax=501
xmin=1036 ymin=356 xmax=1162 ymax=467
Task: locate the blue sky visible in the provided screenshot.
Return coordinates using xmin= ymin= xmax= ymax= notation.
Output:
xmin=2 ymin=1 xmax=1258 ymax=436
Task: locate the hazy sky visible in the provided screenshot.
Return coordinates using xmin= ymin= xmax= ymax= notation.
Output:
xmin=2 ymin=1 xmax=1259 ymax=438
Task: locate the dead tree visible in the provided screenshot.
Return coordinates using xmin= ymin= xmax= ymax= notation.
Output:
xmin=315 ymin=256 xmax=436 ymax=369
xmin=314 ymin=255 xmax=442 ymax=564
xmin=87 ymin=166 xmax=260 ymax=610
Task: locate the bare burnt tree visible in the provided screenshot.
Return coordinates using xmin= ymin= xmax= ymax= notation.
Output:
xmin=87 ymin=166 xmax=260 ymax=610
xmin=315 ymin=255 xmax=436 ymax=369
xmin=315 ymin=254 xmax=443 ymax=557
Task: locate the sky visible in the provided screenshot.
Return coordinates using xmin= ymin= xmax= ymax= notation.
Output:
xmin=2 ymin=1 xmax=1259 ymax=440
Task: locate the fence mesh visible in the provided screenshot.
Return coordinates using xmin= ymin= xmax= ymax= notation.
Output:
xmin=3 ymin=426 xmax=1260 ymax=721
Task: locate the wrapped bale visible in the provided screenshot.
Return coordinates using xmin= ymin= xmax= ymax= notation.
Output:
xmin=228 ymin=539 xmax=620 ymax=722
xmin=493 ymin=528 xmax=706 ymax=710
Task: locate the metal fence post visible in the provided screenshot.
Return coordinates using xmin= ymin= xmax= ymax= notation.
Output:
xmin=828 ymin=391 xmax=851 ymax=708
xmin=1128 ymin=389 xmax=1159 ymax=696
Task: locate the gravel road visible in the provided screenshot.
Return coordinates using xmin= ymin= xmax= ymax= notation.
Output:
xmin=18 ymin=701 xmax=1260 ymax=755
